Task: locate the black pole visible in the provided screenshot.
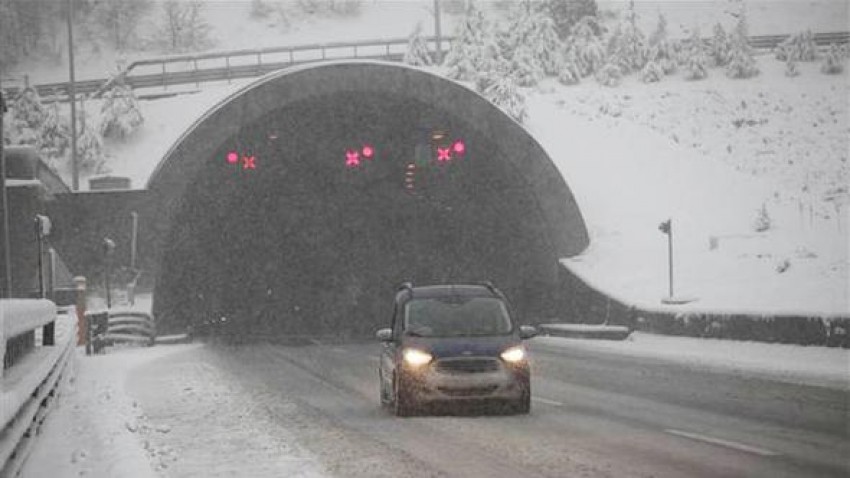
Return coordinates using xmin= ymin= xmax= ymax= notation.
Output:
xmin=433 ymin=0 xmax=442 ymax=64
xmin=35 ymin=217 xmax=44 ymax=298
xmin=668 ymin=219 xmax=674 ymax=298
xmin=67 ymin=0 xmax=79 ymax=191
xmin=0 ymin=85 xmax=11 ymax=298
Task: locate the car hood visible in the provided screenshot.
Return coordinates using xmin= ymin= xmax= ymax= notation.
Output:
xmin=401 ymin=335 xmax=519 ymax=359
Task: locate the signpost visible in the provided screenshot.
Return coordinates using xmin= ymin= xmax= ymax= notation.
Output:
xmin=658 ymin=218 xmax=674 ymax=299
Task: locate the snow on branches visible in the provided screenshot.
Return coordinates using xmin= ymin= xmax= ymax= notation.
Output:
xmin=443 ymin=1 xmax=499 ymax=81
xmin=99 ymin=74 xmax=144 ymax=140
xmin=403 ymin=22 xmax=433 ymax=67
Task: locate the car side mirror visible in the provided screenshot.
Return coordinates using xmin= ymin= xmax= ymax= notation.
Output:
xmin=375 ymin=328 xmax=393 ymax=342
xmin=518 ymin=325 xmax=537 ymax=340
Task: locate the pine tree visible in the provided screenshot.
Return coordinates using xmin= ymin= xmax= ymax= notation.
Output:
xmin=646 ymin=14 xmax=676 ymax=74
xmin=403 ymin=22 xmax=433 ymax=67
xmin=480 ymin=71 xmax=527 ymax=123
xmin=564 ymin=16 xmax=606 ymax=77
xmin=558 ymin=51 xmax=582 ymax=85
xmin=499 ymin=1 xmax=563 ymax=82
xmin=8 ymin=87 xmax=46 ymax=146
xmin=595 ymin=62 xmax=622 ymax=87
xmin=38 ymin=99 xmax=71 ymax=166
xmin=820 ymin=43 xmax=844 ymax=74
xmin=76 ymin=109 xmax=108 ymax=175
xmin=775 ymin=30 xmax=817 ymax=62
xmin=544 ymin=0 xmax=598 ymax=40
xmin=99 ymin=73 xmax=144 ymax=140
xmin=606 ymin=0 xmax=646 ymax=74
xmin=640 ymin=60 xmax=664 ymax=83
xmin=725 ymin=1 xmax=758 ymax=79
xmin=444 ymin=1 xmax=499 ymax=81
xmin=710 ymin=23 xmax=732 ymax=67
xmin=683 ymin=27 xmax=708 ymax=80
xmin=784 ymin=57 xmax=799 ymax=77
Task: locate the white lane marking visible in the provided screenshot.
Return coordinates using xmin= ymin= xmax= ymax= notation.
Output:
xmin=331 ymin=347 xmax=347 ymax=354
xmin=665 ymin=429 xmax=781 ymax=457
xmin=532 ymin=397 xmax=564 ymax=407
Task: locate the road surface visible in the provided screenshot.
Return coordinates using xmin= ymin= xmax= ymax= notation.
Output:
xmin=128 ymin=340 xmax=849 ymax=477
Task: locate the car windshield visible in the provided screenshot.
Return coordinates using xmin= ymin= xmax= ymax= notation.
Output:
xmin=404 ymin=296 xmax=512 ymax=337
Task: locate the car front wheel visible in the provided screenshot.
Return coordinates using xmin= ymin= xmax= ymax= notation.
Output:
xmin=393 ymin=373 xmax=416 ymax=417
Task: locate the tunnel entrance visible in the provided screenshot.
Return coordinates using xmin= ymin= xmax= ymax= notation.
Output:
xmin=148 ymin=62 xmax=588 ymax=337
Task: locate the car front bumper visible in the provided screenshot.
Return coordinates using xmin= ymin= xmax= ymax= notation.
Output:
xmin=402 ymin=360 xmax=529 ymax=403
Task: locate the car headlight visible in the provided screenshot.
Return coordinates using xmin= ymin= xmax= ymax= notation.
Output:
xmin=402 ymin=348 xmax=433 ymax=367
xmin=500 ymin=345 xmax=526 ymax=363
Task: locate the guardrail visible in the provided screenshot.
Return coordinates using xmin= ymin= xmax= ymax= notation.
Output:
xmin=2 ymin=31 xmax=847 ymax=103
xmin=1 ymin=301 xmax=76 ymax=477
xmin=3 ymin=35 xmax=454 ymax=101
xmin=85 ymin=310 xmax=156 ymax=354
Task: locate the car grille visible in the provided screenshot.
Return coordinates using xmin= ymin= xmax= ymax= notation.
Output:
xmin=437 ymin=385 xmax=499 ymax=397
xmin=434 ymin=358 xmax=500 ymax=374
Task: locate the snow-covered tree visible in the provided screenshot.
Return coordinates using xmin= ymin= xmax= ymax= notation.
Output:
xmin=403 ymin=22 xmax=433 ymax=67
xmin=544 ymin=0 xmax=598 ymax=39
xmin=606 ymin=0 xmax=646 ymax=74
xmin=709 ymin=23 xmax=732 ymax=67
xmin=683 ymin=27 xmax=709 ymax=80
xmin=646 ymin=14 xmax=677 ymax=74
xmin=784 ymin=57 xmax=799 ymax=77
xmin=725 ymin=0 xmax=758 ymax=79
xmin=7 ymin=88 xmax=46 ymax=146
xmin=498 ymin=1 xmax=564 ymax=79
xmin=639 ymin=60 xmax=664 ymax=83
xmin=99 ymin=75 xmax=144 ymax=140
xmin=820 ymin=43 xmax=844 ymax=74
xmin=774 ymin=30 xmax=818 ymax=62
xmin=563 ymin=16 xmax=606 ymax=77
xmin=76 ymin=109 xmax=108 ymax=175
xmin=158 ymin=0 xmax=212 ymax=53
xmin=753 ymin=204 xmax=771 ymax=232
xmin=595 ymin=62 xmax=622 ymax=87
xmin=94 ymin=0 xmax=153 ymax=51
xmin=443 ymin=1 xmax=499 ymax=81
xmin=38 ymin=100 xmax=71 ymax=165
xmin=558 ymin=52 xmax=582 ymax=85
xmin=479 ymin=69 xmax=527 ymax=123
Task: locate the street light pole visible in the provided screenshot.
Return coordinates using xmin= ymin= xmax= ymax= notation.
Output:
xmin=433 ymin=0 xmax=443 ymax=64
xmin=67 ymin=0 xmax=79 ymax=191
xmin=0 ymin=85 xmax=11 ymax=298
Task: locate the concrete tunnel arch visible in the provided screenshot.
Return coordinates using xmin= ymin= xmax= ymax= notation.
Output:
xmin=146 ymin=61 xmax=589 ymax=337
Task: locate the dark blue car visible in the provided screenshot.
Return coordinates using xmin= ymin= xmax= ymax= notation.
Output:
xmin=376 ymin=282 xmax=537 ymax=416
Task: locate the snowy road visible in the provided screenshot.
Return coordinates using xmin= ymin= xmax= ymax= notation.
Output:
xmin=122 ymin=340 xmax=848 ymax=478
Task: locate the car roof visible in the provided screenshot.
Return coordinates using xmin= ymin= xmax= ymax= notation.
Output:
xmin=399 ymin=284 xmax=501 ymax=300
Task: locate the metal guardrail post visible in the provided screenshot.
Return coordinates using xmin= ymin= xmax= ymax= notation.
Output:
xmin=74 ymin=276 xmax=86 ymax=346
xmin=193 ymin=58 xmax=199 ymax=88
xmin=161 ymin=62 xmax=167 ymax=90
xmin=226 ymin=56 xmax=231 ymax=84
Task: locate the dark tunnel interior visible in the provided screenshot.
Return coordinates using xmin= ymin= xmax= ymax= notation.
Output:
xmin=156 ymin=90 xmax=567 ymax=337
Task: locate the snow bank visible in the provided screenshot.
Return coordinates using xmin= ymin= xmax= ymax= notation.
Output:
xmin=531 ymin=332 xmax=850 ymax=389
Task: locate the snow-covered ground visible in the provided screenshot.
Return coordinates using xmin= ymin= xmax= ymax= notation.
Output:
xmin=22 ymin=329 xmax=848 ymax=476
xmin=526 ymin=58 xmax=849 ymax=314
xmin=25 ymin=343 xmax=328 ymax=478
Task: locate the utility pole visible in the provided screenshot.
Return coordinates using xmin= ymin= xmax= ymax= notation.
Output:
xmin=0 ymin=84 xmax=11 ymax=298
xmin=67 ymin=0 xmax=79 ymax=191
xmin=433 ymin=0 xmax=443 ymax=64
